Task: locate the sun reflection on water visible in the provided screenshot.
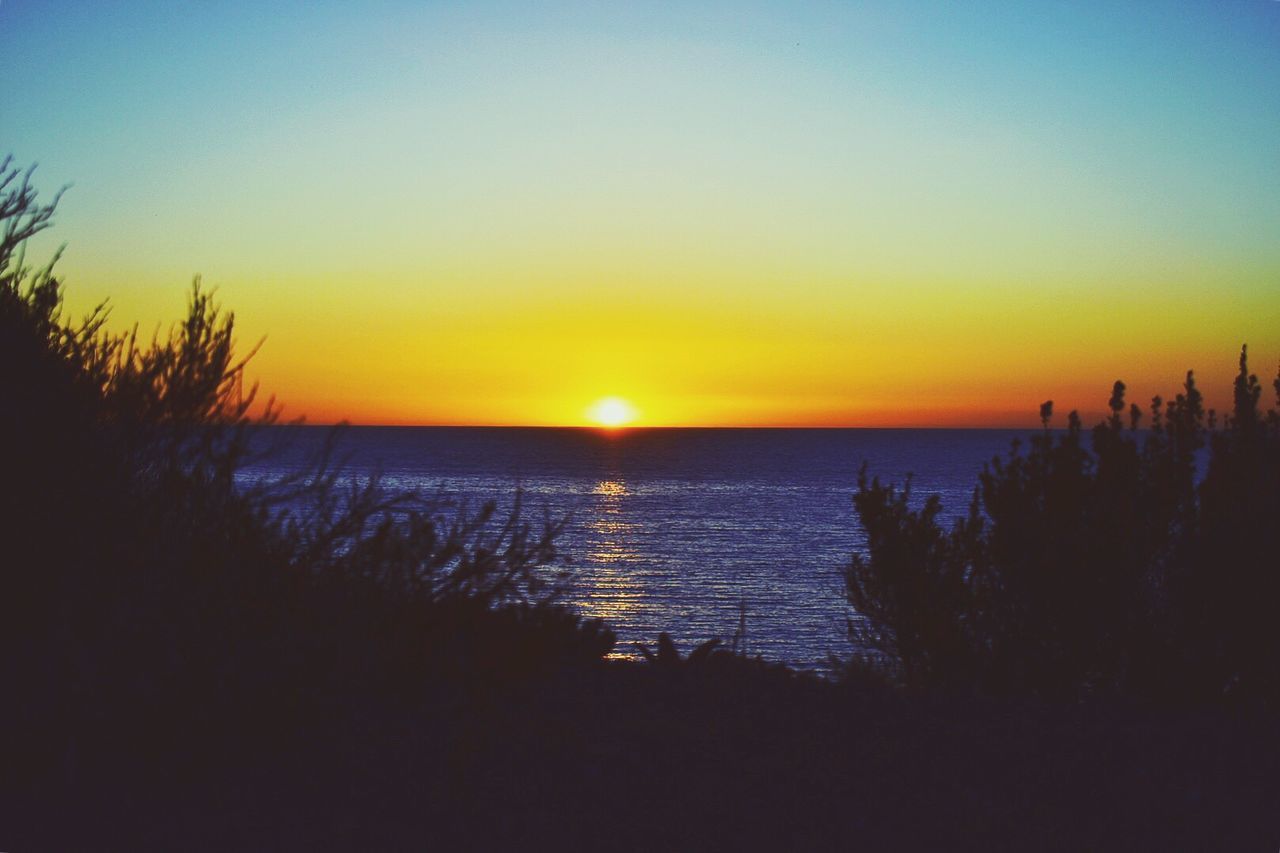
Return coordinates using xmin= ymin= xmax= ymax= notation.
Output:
xmin=579 ymin=479 xmax=644 ymax=649
xmin=592 ymin=480 xmax=629 ymax=498
xmin=586 ymin=480 xmax=638 ymax=567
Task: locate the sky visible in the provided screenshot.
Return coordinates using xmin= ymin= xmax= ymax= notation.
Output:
xmin=3 ymin=1 xmax=1278 ymax=426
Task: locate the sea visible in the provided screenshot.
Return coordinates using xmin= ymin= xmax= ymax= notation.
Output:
xmin=241 ymin=427 xmax=1031 ymax=672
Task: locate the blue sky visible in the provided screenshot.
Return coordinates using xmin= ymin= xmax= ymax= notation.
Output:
xmin=3 ymin=1 xmax=1278 ymax=424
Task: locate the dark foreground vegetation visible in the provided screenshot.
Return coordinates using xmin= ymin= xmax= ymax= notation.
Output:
xmin=3 ymin=158 xmax=1279 ymax=850
xmin=848 ymin=346 xmax=1280 ymax=705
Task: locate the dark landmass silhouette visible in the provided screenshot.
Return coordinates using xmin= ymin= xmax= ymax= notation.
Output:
xmin=4 ymin=156 xmax=1280 ymax=850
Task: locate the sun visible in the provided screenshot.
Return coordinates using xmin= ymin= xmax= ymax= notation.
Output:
xmin=586 ymin=396 xmax=638 ymax=429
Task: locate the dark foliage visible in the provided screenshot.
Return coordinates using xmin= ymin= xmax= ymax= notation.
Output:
xmin=9 ymin=154 xmax=1280 ymax=849
xmin=847 ymin=352 xmax=1280 ymax=704
xmin=0 ymin=158 xmax=615 ymax=797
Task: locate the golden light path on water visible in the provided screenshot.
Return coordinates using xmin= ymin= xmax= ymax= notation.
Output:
xmin=581 ymin=478 xmax=644 ymax=659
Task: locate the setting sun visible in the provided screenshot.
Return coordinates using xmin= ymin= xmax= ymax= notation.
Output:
xmin=586 ymin=396 xmax=638 ymax=428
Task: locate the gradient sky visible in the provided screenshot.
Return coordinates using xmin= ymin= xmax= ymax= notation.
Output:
xmin=4 ymin=1 xmax=1278 ymax=426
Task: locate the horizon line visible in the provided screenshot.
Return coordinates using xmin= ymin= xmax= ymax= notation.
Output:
xmin=269 ymin=421 xmax=1046 ymax=431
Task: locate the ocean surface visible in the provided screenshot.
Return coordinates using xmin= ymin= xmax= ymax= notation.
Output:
xmin=242 ymin=427 xmax=1032 ymax=671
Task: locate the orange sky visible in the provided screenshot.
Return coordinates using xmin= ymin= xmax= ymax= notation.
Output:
xmin=7 ymin=2 xmax=1278 ymax=427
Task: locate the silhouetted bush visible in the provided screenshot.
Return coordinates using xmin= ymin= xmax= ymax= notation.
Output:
xmin=0 ymin=157 xmax=614 ymax=788
xmin=848 ymin=353 xmax=1280 ymax=705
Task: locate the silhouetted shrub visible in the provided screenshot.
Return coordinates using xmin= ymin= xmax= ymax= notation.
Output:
xmin=0 ymin=158 xmax=614 ymax=787
xmin=848 ymin=353 xmax=1280 ymax=705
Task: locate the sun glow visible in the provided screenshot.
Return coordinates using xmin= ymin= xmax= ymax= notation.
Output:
xmin=586 ymin=396 xmax=638 ymax=429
